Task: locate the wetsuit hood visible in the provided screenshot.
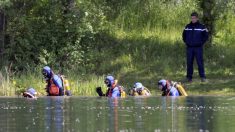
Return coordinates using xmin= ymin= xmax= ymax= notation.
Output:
xmin=42 ymin=66 xmax=52 ymax=78
xmin=105 ymin=76 xmax=115 ymax=87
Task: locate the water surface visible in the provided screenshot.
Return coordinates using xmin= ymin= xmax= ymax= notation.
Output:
xmin=0 ymin=96 xmax=235 ymax=132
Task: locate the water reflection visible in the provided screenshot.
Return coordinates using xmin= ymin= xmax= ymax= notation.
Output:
xmin=44 ymin=97 xmax=64 ymax=132
xmin=160 ymin=97 xmax=181 ymax=132
xmin=108 ymin=98 xmax=119 ymax=132
xmin=0 ymin=96 xmax=235 ymax=131
xmin=134 ymin=98 xmax=146 ymax=132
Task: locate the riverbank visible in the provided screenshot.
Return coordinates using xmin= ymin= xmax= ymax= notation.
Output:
xmin=1 ymin=70 xmax=235 ymax=96
xmin=185 ymin=77 xmax=235 ymax=96
xmin=1 ymin=31 xmax=235 ymax=96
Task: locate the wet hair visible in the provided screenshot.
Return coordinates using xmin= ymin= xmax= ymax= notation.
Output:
xmin=191 ymin=12 xmax=199 ymax=17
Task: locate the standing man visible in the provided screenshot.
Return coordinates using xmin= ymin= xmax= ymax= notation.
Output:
xmin=183 ymin=12 xmax=208 ymax=82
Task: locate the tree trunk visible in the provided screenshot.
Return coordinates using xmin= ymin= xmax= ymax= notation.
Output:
xmin=199 ymin=0 xmax=215 ymax=46
xmin=0 ymin=9 xmax=5 ymax=66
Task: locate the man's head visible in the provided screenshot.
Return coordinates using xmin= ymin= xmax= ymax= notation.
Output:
xmin=191 ymin=12 xmax=199 ymax=24
xmin=23 ymin=88 xmax=37 ymax=98
xmin=104 ymin=75 xmax=115 ymax=87
xmin=158 ymin=80 xmax=165 ymax=91
xmin=158 ymin=79 xmax=169 ymax=91
xmin=133 ymin=82 xmax=144 ymax=91
xmin=42 ymin=66 xmax=52 ymax=79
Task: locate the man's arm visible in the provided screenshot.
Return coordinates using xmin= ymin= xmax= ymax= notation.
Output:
xmin=96 ymin=87 xmax=105 ymax=96
xmin=202 ymin=25 xmax=209 ymax=44
xmin=182 ymin=26 xmax=187 ymax=43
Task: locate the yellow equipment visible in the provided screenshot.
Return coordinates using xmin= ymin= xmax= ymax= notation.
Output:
xmin=172 ymin=81 xmax=188 ymax=96
xmin=114 ymin=80 xmax=126 ymax=98
xmin=120 ymin=90 xmax=126 ymax=98
xmin=63 ymin=79 xmax=71 ymax=91
xmin=60 ymin=75 xmax=71 ymax=93
xmin=129 ymin=87 xmax=151 ymax=96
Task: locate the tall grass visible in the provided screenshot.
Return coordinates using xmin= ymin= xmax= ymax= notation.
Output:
xmin=0 ymin=67 xmax=106 ymax=96
xmin=70 ymin=74 xmax=107 ymax=96
xmin=0 ymin=68 xmax=14 ymax=96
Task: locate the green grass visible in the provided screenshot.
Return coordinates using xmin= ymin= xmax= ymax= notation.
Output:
xmin=1 ymin=70 xmax=235 ymax=96
xmin=1 ymin=34 xmax=235 ymax=96
xmin=1 ymin=28 xmax=235 ymax=96
xmin=0 ymin=68 xmax=14 ymax=96
xmin=1 ymin=37 xmax=235 ymax=97
xmin=1 ymin=0 xmax=235 ymax=96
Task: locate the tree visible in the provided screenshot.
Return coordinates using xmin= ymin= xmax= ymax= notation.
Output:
xmin=199 ymin=0 xmax=215 ymax=45
xmin=0 ymin=9 xmax=5 ymax=65
xmin=199 ymin=0 xmax=231 ymax=46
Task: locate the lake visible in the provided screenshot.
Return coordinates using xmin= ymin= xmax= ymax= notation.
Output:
xmin=0 ymin=96 xmax=235 ymax=132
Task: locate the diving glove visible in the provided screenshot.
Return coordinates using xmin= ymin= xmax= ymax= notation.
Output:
xmin=96 ymin=87 xmax=105 ymax=96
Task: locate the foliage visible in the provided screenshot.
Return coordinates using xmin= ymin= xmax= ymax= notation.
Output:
xmin=1 ymin=0 xmax=108 ymax=71
xmin=0 ymin=0 xmax=235 ymax=96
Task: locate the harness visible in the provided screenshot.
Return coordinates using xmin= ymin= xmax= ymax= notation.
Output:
xmin=164 ymin=81 xmax=188 ymax=96
xmin=164 ymin=80 xmax=178 ymax=96
xmin=108 ymin=85 xmax=126 ymax=98
xmin=136 ymin=88 xmax=151 ymax=96
xmin=165 ymin=80 xmax=171 ymax=96
xmin=49 ymin=78 xmax=60 ymax=96
xmin=47 ymin=75 xmax=71 ymax=96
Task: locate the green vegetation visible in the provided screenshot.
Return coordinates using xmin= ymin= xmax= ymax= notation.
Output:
xmin=0 ymin=0 xmax=235 ymax=96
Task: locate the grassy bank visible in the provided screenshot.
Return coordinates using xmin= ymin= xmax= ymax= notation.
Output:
xmin=1 ymin=0 xmax=235 ymax=96
xmin=1 ymin=33 xmax=235 ymax=96
xmin=0 ymin=22 xmax=235 ymax=96
xmin=1 ymin=70 xmax=235 ymax=96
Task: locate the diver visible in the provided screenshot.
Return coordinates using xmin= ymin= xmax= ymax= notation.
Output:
xmin=96 ymin=75 xmax=126 ymax=98
xmin=129 ymin=82 xmax=151 ymax=96
xmin=158 ymin=79 xmax=188 ymax=96
xmin=42 ymin=66 xmax=71 ymax=96
xmin=23 ymin=87 xmax=37 ymax=98
xmin=158 ymin=79 xmax=179 ymax=96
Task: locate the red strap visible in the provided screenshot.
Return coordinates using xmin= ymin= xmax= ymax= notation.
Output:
xmin=166 ymin=80 xmax=171 ymax=96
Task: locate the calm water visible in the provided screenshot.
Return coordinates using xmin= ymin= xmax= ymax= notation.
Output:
xmin=0 ymin=96 xmax=235 ymax=132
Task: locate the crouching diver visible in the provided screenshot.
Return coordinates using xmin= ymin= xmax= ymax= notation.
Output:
xmin=158 ymin=79 xmax=188 ymax=96
xmin=23 ymin=88 xmax=37 ymax=98
xmin=129 ymin=82 xmax=151 ymax=96
xmin=96 ymin=75 xmax=126 ymax=98
xmin=42 ymin=66 xmax=72 ymax=96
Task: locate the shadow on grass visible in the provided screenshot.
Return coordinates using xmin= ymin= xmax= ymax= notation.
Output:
xmin=185 ymin=76 xmax=235 ymax=95
xmin=91 ymin=32 xmax=235 ymax=94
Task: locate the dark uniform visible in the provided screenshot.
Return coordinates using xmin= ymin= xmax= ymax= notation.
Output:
xmin=182 ymin=21 xmax=208 ymax=80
